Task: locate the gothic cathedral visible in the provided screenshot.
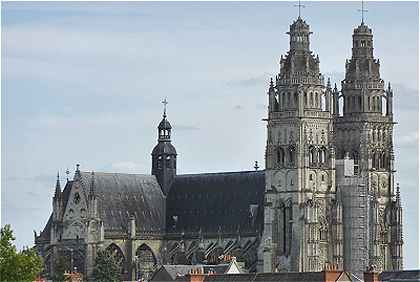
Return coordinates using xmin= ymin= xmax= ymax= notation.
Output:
xmin=259 ymin=16 xmax=403 ymax=276
xmin=35 ymin=11 xmax=404 ymax=282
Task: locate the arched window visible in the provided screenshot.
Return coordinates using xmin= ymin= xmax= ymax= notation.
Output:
xmin=157 ymin=155 xmax=162 ymax=169
xmin=277 ymin=147 xmax=285 ymax=166
xmin=135 ymin=244 xmax=157 ymax=281
xmin=304 ymin=92 xmax=308 ymax=106
xmin=310 ymin=92 xmax=314 ymax=107
xmin=380 ymin=152 xmax=387 ymax=169
xmin=288 ymin=146 xmax=296 ymax=166
xmin=372 ymin=150 xmax=379 ymax=169
xmin=368 ymin=97 xmax=371 ymax=111
xmin=106 ymin=244 xmax=126 ymax=275
xmin=319 ymin=147 xmax=327 ymax=164
xmin=382 ymin=96 xmax=387 ymax=116
xmin=294 ymin=92 xmax=298 ymax=108
xmin=320 ymin=94 xmax=326 ymax=111
xmin=315 ymin=93 xmax=319 ymax=108
xmin=319 ymin=226 xmax=328 ymax=241
xmin=309 ymin=146 xmax=317 ymax=166
xmin=287 ymin=92 xmax=291 ymax=107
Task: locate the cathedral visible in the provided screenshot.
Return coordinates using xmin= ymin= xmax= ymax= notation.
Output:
xmin=35 ymin=12 xmax=404 ymax=281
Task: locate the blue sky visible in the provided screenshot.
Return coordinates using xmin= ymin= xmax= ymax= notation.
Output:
xmin=1 ymin=1 xmax=419 ymax=269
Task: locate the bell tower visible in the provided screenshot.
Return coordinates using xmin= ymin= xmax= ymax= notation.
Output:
xmin=151 ymin=99 xmax=177 ymax=196
xmin=258 ymin=16 xmax=343 ymax=273
xmin=334 ymin=19 xmax=402 ymax=273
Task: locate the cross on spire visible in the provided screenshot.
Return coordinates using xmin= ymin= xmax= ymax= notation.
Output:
xmin=162 ymin=97 xmax=168 ymax=118
xmin=358 ymin=0 xmax=368 ymax=24
xmin=294 ymin=0 xmax=305 ymax=19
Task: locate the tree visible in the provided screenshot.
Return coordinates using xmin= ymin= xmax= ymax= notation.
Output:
xmin=0 ymin=224 xmax=42 ymax=282
xmin=92 ymin=249 xmax=121 ymax=282
xmin=52 ymin=255 xmax=66 ymax=282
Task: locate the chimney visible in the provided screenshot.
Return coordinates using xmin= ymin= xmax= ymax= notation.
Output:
xmin=185 ymin=268 xmax=205 ymax=282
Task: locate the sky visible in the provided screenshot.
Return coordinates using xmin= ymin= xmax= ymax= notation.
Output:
xmin=1 ymin=1 xmax=419 ymax=269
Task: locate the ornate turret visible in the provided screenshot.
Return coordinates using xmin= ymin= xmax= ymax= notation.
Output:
xmin=391 ymin=183 xmax=403 ymax=270
xmin=52 ymin=172 xmax=62 ymax=222
xmin=151 ymin=99 xmax=177 ymax=195
xmin=341 ymin=21 xmax=387 ymax=116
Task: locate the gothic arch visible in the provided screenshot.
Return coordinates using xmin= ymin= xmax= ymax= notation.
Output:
xmin=319 ymin=146 xmax=327 ymax=164
xmin=309 ymin=146 xmax=317 ymax=166
xmin=320 ymin=93 xmax=326 ymax=111
xmin=105 ymin=243 xmax=126 ymax=275
xmin=288 ymin=145 xmax=296 ymax=166
xmin=277 ymin=147 xmax=285 ymax=166
xmin=135 ymin=244 xmax=157 ymax=281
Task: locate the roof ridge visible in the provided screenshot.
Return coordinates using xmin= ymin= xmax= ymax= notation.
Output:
xmin=79 ymin=171 xmax=152 ymax=177
xmin=176 ymin=170 xmax=265 ymax=177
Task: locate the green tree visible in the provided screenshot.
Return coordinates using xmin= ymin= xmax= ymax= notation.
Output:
xmin=52 ymin=255 xmax=66 ymax=282
xmin=0 ymin=224 xmax=42 ymax=282
xmin=92 ymin=249 xmax=121 ymax=282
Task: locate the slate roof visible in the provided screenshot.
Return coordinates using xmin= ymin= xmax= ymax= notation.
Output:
xmin=78 ymin=172 xmax=166 ymax=233
xmin=152 ymin=264 xmax=231 ymax=281
xmin=166 ymin=171 xmax=265 ymax=235
xmin=152 ymin=142 xmax=177 ymax=155
xmin=379 ymin=270 xmax=420 ymax=282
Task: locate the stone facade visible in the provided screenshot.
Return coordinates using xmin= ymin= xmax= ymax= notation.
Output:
xmin=258 ymin=17 xmax=403 ymax=277
xmin=35 ymin=14 xmax=404 ymax=282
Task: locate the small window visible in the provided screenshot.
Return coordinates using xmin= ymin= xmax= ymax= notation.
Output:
xmin=309 ymin=174 xmax=313 ymax=181
xmin=361 ymin=40 xmax=366 ymax=47
xmin=321 ymin=175 xmax=325 ymax=182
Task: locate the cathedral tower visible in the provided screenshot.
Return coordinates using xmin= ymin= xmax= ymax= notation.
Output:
xmin=259 ymin=16 xmax=343 ymax=273
xmin=334 ymin=20 xmax=402 ymax=274
xmin=151 ymin=99 xmax=177 ymax=196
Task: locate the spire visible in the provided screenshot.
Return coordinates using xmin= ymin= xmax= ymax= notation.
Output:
xmin=254 ymin=161 xmax=259 ymax=171
xmin=269 ymin=78 xmax=275 ymax=93
xmin=89 ymin=171 xmax=95 ymax=197
xmin=327 ymin=77 xmax=331 ymax=89
xmin=334 ymin=83 xmax=338 ymax=93
xmin=54 ymin=171 xmax=61 ymax=198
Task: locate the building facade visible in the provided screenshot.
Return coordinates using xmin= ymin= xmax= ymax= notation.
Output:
xmin=35 ymin=14 xmax=403 ymax=281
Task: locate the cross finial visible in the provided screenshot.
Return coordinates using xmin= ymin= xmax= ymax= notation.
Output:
xmin=358 ymin=0 xmax=368 ymax=24
xmin=162 ymin=97 xmax=168 ymax=118
xmin=294 ymin=0 xmax=305 ymax=19
xmin=254 ymin=161 xmax=259 ymax=171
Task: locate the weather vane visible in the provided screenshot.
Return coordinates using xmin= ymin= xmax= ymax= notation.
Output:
xmin=294 ymin=0 xmax=305 ymax=19
xmin=162 ymin=97 xmax=168 ymax=118
xmin=358 ymin=0 xmax=368 ymax=24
